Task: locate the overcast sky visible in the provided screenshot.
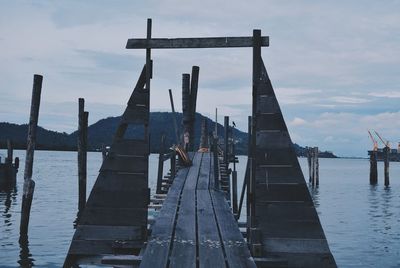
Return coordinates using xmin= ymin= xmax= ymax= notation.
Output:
xmin=1 ymin=1 xmax=399 ymax=156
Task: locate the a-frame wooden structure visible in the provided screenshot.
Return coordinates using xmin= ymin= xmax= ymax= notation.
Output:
xmin=64 ymin=64 xmax=151 ymax=266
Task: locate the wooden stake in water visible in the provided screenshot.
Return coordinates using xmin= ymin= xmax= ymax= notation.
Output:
xmin=384 ymin=146 xmax=390 ymax=186
xmin=369 ymin=151 xmax=378 ymax=185
xmin=20 ymin=74 xmax=42 ymax=237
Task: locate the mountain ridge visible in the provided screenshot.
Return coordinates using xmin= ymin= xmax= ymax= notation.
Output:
xmin=0 ymin=112 xmax=337 ymax=157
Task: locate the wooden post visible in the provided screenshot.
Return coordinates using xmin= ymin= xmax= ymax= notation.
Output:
xmin=20 ymin=74 xmax=42 ymax=237
xmin=245 ymin=116 xmax=252 ymax=239
xmin=101 ymin=144 xmax=107 ymax=161
xmin=6 ymin=139 xmax=13 ymax=165
xmin=250 ymin=29 xmax=262 ymax=252
xmin=369 ymin=151 xmax=378 ymax=184
xmin=170 ymin=149 xmax=176 ymax=179
xmin=212 ymin=137 xmax=219 ymax=189
xmin=199 ymin=117 xmax=209 ymax=150
xmin=182 ymin=73 xmax=191 ymax=151
xmin=232 ymin=170 xmax=238 ymax=216
xmin=224 ymin=116 xmax=229 ymax=163
xmin=168 ymin=89 xmax=180 ymax=144
xmin=315 ymin=147 xmax=319 ymax=185
xmin=214 ymin=108 xmax=218 ymax=138
xmin=307 ymin=147 xmax=312 ymax=183
xmin=189 ymin=66 xmax=199 ymax=151
xmin=156 ymin=134 xmax=165 ymax=194
xmin=384 ymin=146 xmax=390 ymax=186
xmin=78 ymin=99 xmax=88 ymax=214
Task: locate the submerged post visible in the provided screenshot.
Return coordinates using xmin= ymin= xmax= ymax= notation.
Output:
xmin=384 ymin=146 xmax=390 ymax=186
xmin=156 ymin=134 xmax=165 ymax=194
xmin=78 ymin=99 xmax=88 ymax=214
xmin=20 ymin=74 xmax=42 ymax=237
xmin=369 ymin=151 xmax=378 ymax=184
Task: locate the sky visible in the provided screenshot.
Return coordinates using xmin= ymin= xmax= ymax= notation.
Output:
xmin=0 ymin=1 xmax=399 ymax=157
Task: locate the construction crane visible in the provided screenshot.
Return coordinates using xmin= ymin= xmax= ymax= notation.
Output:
xmin=374 ymin=130 xmax=390 ymax=149
xmin=368 ymin=130 xmax=378 ymax=151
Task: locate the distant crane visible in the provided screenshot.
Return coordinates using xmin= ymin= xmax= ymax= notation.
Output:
xmin=374 ymin=130 xmax=390 ymax=149
xmin=368 ymin=130 xmax=378 ymax=151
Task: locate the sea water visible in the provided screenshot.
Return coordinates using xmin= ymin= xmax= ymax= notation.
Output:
xmin=0 ymin=150 xmax=399 ymax=267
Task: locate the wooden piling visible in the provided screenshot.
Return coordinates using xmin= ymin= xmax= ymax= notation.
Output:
xmin=384 ymin=146 xmax=389 ymax=186
xmin=232 ymin=170 xmax=238 ymax=216
xmin=369 ymin=151 xmax=378 ymax=184
xmin=189 ymin=66 xmax=199 ymax=151
xmin=307 ymin=148 xmax=312 ymax=183
xmin=101 ymin=144 xmax=107 ymax=161
xmin=224 ymin=116 xmax=229 ymax=163
xmin=182 ymin=73 xmax=191 ymax=150
xmin=7 ymin=139 xmax=13 ymax=164
xmin=315 ymin=147 xmax=319 ymax=186
xmin=156 ymin=134 xmax=165 ymax=194
xmin=170 ymin=149 xmax=176 ymax=179
xmin=77 ymin=99 xmax=88 ymax=214
xmin=20 ymin=74 xmax=42 ymax=237
xmin=168 ymin=89 xmax=180 ymax=144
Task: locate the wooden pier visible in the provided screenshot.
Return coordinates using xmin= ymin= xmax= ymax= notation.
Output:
xmin=64 ymin=19 xmax=336 ymax=267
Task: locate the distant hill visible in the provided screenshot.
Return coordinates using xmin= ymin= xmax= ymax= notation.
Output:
xmin=0 ymin=112 xmax=337 ymax=157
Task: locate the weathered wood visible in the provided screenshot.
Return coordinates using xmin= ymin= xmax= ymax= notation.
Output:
xmin=189 ymin=66 xmax=199 ymax=151
xmin=232 ymin=170 xmax=238 ymax=216
xmin=75 ymin=225 xmax=143 ymax=240
xmin=139 ymin=166 xmax=192 ymax=268
xmin=224 ymin=116 xmax=229 ymax=163
xmin=126 ymin=36 xmax=269 ymax=49
xmin=20 ymin=74 xmax=42 ymax=237
xmin=79 ymin=207 xmax=147 ymax=226
xmin=102 ymin=255 xmax=142 ymax=265
xmin=78 ymin=98 xmax=87 ymax=213
xmin=369 ymin=150 xmax=378 ymax=184
xmin=197 ymin=190 xmax=226 ymax=268
xmin=197 ymin=153 xmax=210 ymax=190
xmin=384 ymin=146 xmax=390 ymax=186
xmin=211 ymin=190 xmax=257 ymax=268
xmin=68 ymin=240 xmax=143 ymax=255
xmin=169 ymin=190 xmax=197 ymax=268
xmin=169 ymin=89 xmax=180 ymax=144
xmin=156 ymin=134 xmax=165 ymax=194
xmin=182 ymin=73 xmax=191 ymax=150
xmin=6 ymin=139 xmax=13 ymax=164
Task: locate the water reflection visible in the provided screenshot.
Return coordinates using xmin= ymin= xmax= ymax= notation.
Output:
xmin=308 ymin=184 xmax=320 ymax=208
xmin=18 ymin=235 xmax=35 ymax=267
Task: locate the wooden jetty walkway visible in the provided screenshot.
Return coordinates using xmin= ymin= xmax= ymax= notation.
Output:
xmin=64 ymin=19 xmax=336 ymax=267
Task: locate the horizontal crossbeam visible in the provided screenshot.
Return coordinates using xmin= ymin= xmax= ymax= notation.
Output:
xmin=126 ymin=36 xmax=269 ymax=49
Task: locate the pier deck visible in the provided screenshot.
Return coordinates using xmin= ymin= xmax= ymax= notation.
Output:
xmin=141 ymin=152 xmax=255 ymax=268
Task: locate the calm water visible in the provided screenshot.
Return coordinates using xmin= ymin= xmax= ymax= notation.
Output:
xmin=0 ymin=150 xmax=399 ymax=267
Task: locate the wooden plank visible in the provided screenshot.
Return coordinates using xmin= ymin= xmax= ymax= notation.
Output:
xmin=100 ymin=155 xmax=147 ymax=173
xmin=197 ymin=190 xmax=226 ymax=268
xmin=74 ymin=225 xmax=143 ymax=240
xmin=102 ymin=255 xmax=142 ymax=265
xmin=255 ymin=184 xmax=312 ymax=203
xmin=169 ymin=190 xmax=197 ymax=268
xmin=197 ymin=153 xmax=211 ymax=190
xmin=93 ymin=172 xmax=148 ymax=190
xmin=79 ymin=207 xmax=147 ymax=226
xmin=182 ymin=152 xmax=202 ymax=191
xmin=255 ymin=166 xmax=304 ymax=184
xmin=69 ymin=240 xmax=143 ymax=255
xmin=256 ymin=131 xmax=292 ymax=149
xmin=256 ymin=113 xmax=287 ymax=131
xmin=126 ymin=36 xmax=269 ymax=49
xmin=110 ymin=139 xmax=148 ymax=155
xmin=140 ymin=167 xmax=191 ymax=268
xmin=210 ymin=190 xmax=256 ymax=268
xmin=85 ymin=188 xmax=149 ymax=208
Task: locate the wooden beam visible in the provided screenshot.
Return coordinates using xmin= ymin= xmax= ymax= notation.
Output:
xmin=126 ymin=36 xmax=269 ymax=49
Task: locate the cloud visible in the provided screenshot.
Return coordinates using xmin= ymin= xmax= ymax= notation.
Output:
xmin=289 ymin=117 xmax=307 ymax=126
xmin=329 ymin=96 xmax=371 ymax=104
xmin=368 ymin=91 xmax=400 ymax=98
